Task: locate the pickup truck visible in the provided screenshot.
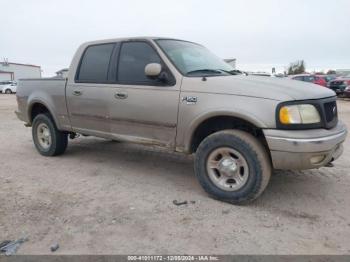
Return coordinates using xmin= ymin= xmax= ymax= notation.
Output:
xmin=16 ymin=37 xmax=347 ymax=204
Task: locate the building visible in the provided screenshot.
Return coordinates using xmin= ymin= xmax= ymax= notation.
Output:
xmin=336 ymin=69 xmax=350 ymax=77
xmin=55 ymin=68 xmax=69 ymax=78
xmin=0 ymin=60 xmax=41 ymax=81
xmin=0 ymin=70 xmax=14 ymax=81
xmin=224 ymin=58 xmax=236 ymax=69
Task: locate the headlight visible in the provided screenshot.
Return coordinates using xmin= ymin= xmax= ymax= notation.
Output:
xmin=279 ymin=104 xmax=320 ymax=124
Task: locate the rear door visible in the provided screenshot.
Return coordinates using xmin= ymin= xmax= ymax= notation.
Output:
xmin=108 ymin=40 xmax=181 ymax=148
xmin=66 ymin=43 xmax=118 ymax=135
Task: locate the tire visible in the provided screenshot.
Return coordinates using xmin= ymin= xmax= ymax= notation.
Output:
xmin=5 ymin=89 xmax=12 ymax=94
xmin=32 ymin=113 xmax=68 ymax=156
xmin=194 ymin=130 xmax=271 ymax=204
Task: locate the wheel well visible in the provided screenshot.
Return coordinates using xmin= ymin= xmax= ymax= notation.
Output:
xmin=30 ymin=103 xmax=50 ymax=123
xmin=190 ymin=116 xmax=269 ymax=154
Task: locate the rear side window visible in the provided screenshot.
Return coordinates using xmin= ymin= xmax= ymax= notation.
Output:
xmin=304 ymin=76 xmax=315 ymax=82
xmin=117 ymin=42 xmax=161 ymax=84
xmin=292 ymin=76 xmax=303 ymax=81
xmin=77 ymin=43 xmax=115 ymax=82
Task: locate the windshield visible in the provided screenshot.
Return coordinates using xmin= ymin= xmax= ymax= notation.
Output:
xmin=156 ymin=39 xmax=234 ymax=76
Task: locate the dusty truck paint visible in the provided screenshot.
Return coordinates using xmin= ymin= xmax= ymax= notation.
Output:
xmin=16 ymin=37 xmax=347 ymax=204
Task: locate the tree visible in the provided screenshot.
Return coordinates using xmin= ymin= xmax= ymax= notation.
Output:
xmin=287 ymin=60 xmax=306 ymax=75
xmin=327 ymin=69 xmax=336 ymax=75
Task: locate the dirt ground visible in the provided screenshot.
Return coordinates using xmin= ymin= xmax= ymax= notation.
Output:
xmin=0 ymin=94 xmax=349 ymax=255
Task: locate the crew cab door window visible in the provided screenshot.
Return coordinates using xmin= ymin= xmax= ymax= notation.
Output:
xmin=117 ymin=42 xmax=161 ymax=85
xmin=76 ymin=43 xmax=115 ymax=82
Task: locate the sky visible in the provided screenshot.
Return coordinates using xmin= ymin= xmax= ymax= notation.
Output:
xmin=1 ymin=0 xmax=350 ymax=76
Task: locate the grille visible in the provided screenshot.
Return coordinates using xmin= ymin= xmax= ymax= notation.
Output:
xmin=330 ymin=81 xmax=344 ymax=87
xmin=324 ymin=101 xmax=337 ymax=123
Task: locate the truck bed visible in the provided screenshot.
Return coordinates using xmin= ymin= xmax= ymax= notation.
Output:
xmin=16 ymin=77 xmax=71 ymax=130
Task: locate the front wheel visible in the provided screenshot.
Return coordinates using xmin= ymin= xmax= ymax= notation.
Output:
xmin=32 ymin=114 xmax=68 ymax=156
xmin=194 ymin=130 xmax=271 ymax=204
xmin=5 ymin=89 xmax=12 ymax=94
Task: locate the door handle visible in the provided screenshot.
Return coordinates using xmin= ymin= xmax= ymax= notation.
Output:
xmin=114 ymin=92 xmax=128 ymax=99
xmin=72 ymin=90 xmax=82 ymax=96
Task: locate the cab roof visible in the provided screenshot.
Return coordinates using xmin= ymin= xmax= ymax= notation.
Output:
xmin=82 ymin=36 xmax=186 ymax=46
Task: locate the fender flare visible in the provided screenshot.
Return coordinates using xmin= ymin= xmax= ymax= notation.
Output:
xmin=27 ymin=98 xmax=60 ymax=129
xmin=183 ymin=108 xmax=267 ymax=152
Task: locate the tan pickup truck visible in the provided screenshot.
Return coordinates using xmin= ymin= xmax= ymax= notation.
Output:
xmin=16 ymin=37 xmax=347 ymax=204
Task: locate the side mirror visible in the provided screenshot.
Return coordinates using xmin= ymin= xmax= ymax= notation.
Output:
xmin=145 ymin=63 xmax=162 ymax=77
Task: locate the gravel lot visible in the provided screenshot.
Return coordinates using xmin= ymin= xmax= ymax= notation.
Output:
xmin=0 ymin=94 xmax=349 ymax=254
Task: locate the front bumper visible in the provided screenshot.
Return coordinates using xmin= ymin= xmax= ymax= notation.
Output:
xmin=263 ymin=121 xmax=347 ymax=170
xmin=343 ymin=90 xmax=350 ymax=98
xmin=330 ymin=87 xmax=346 ymax=95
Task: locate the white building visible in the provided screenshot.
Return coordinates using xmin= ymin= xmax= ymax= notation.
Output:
xmin=0 ymin=70 xmax=14 ymax=81
xmin=55 ymin=68 xmax=69 ymax=78
xmin=224 ymin=58 xmax=236 ymax=69
xmin=336 ymin=69 xmax=350 ymax=77
xmin=0 ymin=60 xmax=41 ymax=81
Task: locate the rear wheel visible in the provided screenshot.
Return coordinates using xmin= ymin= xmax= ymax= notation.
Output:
xmin=5 ymin=89 xmax=12 ymax=94
xmin=32 ymin=114 xmax=68 ymax=156
xmin=194 ymin=130 xmax=271 ymax=204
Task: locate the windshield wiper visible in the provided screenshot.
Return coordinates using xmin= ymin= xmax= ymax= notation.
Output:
xmin=218 ymin=69 xmax=242 ymax=75
xmin=186 ymin=69 xmax=223 ymax=76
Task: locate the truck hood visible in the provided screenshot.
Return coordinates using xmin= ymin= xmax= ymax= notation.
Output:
xmin=182 ymin=75 xmax=336 ymax=101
